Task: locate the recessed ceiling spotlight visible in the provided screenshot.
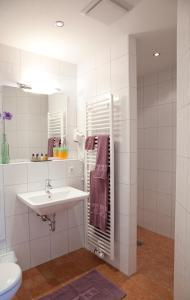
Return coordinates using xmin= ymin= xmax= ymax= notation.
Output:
xmin=153 ymin=51 xmax=160 ymax=57
xmin=55 ymin=20 xmax=64 ymax=27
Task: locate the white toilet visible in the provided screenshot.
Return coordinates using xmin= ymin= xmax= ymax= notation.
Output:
xmin=0 ymin=252 xmax=22 ymax=300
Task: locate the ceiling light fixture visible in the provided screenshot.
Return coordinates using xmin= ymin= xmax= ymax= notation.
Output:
xmin=55 ymin=20 xmax=64 ymax=27
xmin=153 ymin=51 xmax=160 ymax=57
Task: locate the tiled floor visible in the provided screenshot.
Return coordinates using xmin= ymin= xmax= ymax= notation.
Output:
xmin=14 ymin=227 xmax=174 ymax=300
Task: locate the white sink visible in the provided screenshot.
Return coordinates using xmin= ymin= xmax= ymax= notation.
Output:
xmin=17 ymin=186 xmax=89 ymax=215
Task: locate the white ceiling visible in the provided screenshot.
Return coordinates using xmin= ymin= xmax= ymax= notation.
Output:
xmin=137 ymin=27 xmax=177 ymax=76
xmin=0 ymin=0 xmax=177 ymax=72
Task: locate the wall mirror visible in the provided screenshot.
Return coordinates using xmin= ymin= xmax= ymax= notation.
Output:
xmin=0 ymin=85 xmax=67 ymax=162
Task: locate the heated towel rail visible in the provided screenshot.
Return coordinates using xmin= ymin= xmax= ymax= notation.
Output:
xmin=85 ymin=94 xmax=114 ymax=260
xmin=48 ymin=111 xmax=67 ymax=145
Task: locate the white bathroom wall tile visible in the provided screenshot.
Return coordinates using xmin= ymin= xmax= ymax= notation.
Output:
xmin=68 ymin=225 xmax=84 ymax=252
xmin=137 ymin=208 xmax=144 ymax=227
xmin=115 ymin=183 xmax=130 ymax=215
xmin=29 ymin=212 xmax=50 ymax=240
xmin=144 ymin=128 xmax=158 ymax=149
xmin=111 ymin=35 xmax=128 ymax=60
xmin=143 ymin=149 xmax=158 ymax=170
xmin=138 ymin=108 xmax=144 ymax=129
xmin=27 ymin=181 xmax=44 ymax=192
xmin=129 ymin=53 xmax=137 ymax=89
xmin=65 ymin=160 xmax=83 ymax=177
xmin=115 ymin=119 xmax=130 ymax=153
xmin=115 ymin=213 xmax=129 ymax=244
xmin=17 ymin=131 xmax=30 ymax=148
xmin=51 ymin=178 xmax=66 ymax=188
xmin=158 ymin=171 xmax=172 ymax=194
xmin=50 ymin=230 xmax=68 ymax=259
xmin=137 ymin=189 xmax=144 ymax=209
xmin=0 ymin=187 xmax=5 ymax=240
xmin=130 ymin=153 xmax=137 ymax=185
xmin=158 ymin=80 xmax=173 ymax=105
xmin=8 ymin=242 xmax=30 ymax=271
xmin=143 ymin=106 xmax=158 ymax=128
xmin=143 ymin=85 xmax=157 ymax=107
xmin=97 ymin=63 xmax=110 ymax=95
xmin=143 ymin=190 xmax=157 ymax=212
xmin=0 ymin=166 xmax=3 ymax=186
xmin=172 ymin=103 xmax=177 ymax=126
xmin=156 ymin=214 xmax=172 ymax=238
xmin=137 ymin=129 xmax=144 ymax=149
xmin=6 ymin=213 xmax=29 ymax=246
xmin=115 ymin=152 xmax=130 ymax=184
xmin=143 ymin=210 xmax=156 ymax=232
xmin=48 ymin=161 xmax=66 ymax=180
xmin=158 ymin=68 xmax=172 ymax=84
xmin=95 ymin=47 xmax=110 ymax=67
xmin=65 ymin=176 xmax=84 ymax=190
xmin=143 ymin=73 xmax=158 ymax=87
xmin=119 ymin=241 xmax=129 ymax=274
xmin=158 ymin=127 xmax=173 ymax=150
xmin=111 ymin=56 xmax=129 ymax=91
xmin=137 ymin=150 xmax=144 ymax=169
xmin=127 ymin=244 xmax=137 ymax=275
xmin=137 ymin=169 xmax=144 ymax=189
xmin=158 ymin=150 xmax=173 ymax=172
xmin=54 ymin=209 xmax=68 ymax=232
xmin=68 ymin=202 xmax=84 ymax=228
xmin=3 ymin=95 xmax=17 ymax=116
xmin=143 ymin=170 xmax=158 ymax=191
xmin=30 ymin=236 xmax=51 ymax=267
xmin=4 ymin=184 xmax=28 ymax=216
xmin=3 ymin=164 xmax=27 ymax=185
xmin=27 ymin=162 xmax=48 ymax=183
xmin=0 ymin=240 xmax=6 ymax=251
xmin=157 ymin=193 xmax=172 ymax=217
xmin=85 ymin=70 xmax=97 ymax=98
xmin=158 ymin=103 xmax=173 ymax=127
xmin=113 ymin=88 xmax=130 ymax=121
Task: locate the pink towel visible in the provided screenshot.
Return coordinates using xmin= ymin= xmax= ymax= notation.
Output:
xmin=89 ymin=170 xmax=108 ymax=232
xmin=94 ymin=135 xmax=109 ymax=179
xmin=85 ymin=136 xmax=95 ymax=150
xmin=48 ymin=137 xmax=61 ymax=157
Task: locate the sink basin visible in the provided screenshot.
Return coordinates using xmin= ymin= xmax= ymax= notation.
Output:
xmin=17 ymin=186 xmax=89 ymax=215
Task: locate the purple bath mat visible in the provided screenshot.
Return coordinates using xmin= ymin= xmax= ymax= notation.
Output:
xmin=40 ymin=270 xmax=126 ymax=300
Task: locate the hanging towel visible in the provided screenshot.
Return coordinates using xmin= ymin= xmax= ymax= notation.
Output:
xmin=89 ymin=170 xmax=109 ymax=232
xmin=85 ymin=136 xmax=96 ymax=150
xmin=48 ymin=137 xmax=61 ymax=157
xmin=94 ymin=135 xmax=109 ymax=179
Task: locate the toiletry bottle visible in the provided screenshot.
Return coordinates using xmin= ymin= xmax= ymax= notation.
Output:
xmin=53 ymin=147 xmax=59 ymax=157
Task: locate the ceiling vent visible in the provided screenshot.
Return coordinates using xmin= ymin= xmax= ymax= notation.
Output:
xmin=81 ymin=0 xmax=131 ymax=25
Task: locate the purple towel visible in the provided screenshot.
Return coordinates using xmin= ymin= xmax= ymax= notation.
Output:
xmin=85 ymin=136 xmax=95 ymax=150
xmin=94 ymin=135 xmax=109 ymax=179
xmin=90 ymin=170 xmax=108 ymax=232
xmin=48 ymin=137 xmax=61 ymax=157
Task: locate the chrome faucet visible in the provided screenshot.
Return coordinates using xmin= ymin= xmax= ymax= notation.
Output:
xmin=45 ymin=179 xmax=53 ymax=194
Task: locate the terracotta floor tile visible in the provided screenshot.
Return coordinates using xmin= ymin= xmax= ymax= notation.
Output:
xmin=13 ymin=227 xmax=174 ymax=300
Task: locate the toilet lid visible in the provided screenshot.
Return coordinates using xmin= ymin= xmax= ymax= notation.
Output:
xmin=0 ymin=263 xmax=22 ymax=295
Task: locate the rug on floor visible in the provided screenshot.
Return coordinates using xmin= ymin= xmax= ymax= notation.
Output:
xmin=39 ymin=269 xmax=126 ymax=300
